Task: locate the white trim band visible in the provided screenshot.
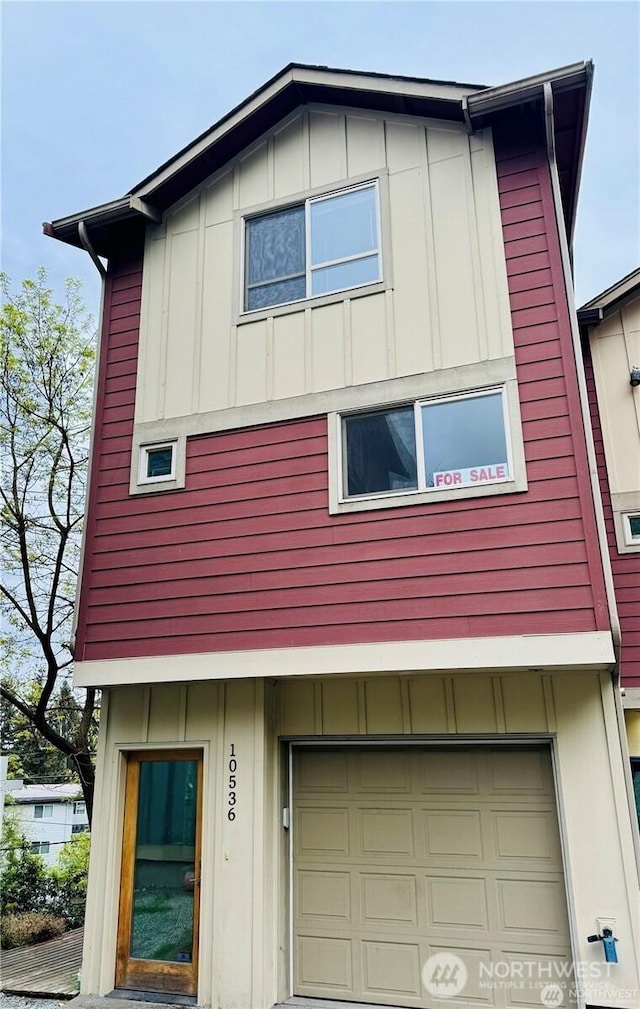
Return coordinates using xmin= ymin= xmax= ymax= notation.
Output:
xmin=73 ymin=630 xmax=615 ymax=688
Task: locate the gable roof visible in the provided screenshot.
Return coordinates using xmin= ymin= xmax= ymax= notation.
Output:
xmin=578 ymin=267 xmax=640 ymax=325
xmin=44 ymin=60 xmax=593 ymax=258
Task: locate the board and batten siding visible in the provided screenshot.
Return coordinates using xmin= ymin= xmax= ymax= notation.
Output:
xmin=134 ymin=108 xmax=513 ymax=422
xmin=585 ymin=344 xmax=640 ymax=688
xmin=74 ymin=114 xmax=610 ymax=663
xmin=81 ymin=672 xmax=640 ymax=1006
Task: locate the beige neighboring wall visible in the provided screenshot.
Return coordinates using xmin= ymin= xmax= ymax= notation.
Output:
xmin=134 ymin=106 xmax=512 ymax=431
xmin=626 ymin=708 xmax=640 ymax=756
xmin=82 ymin=670 xmax=640 ymax=1009
xmin=589 ymin=293 xmax=640 ymax=552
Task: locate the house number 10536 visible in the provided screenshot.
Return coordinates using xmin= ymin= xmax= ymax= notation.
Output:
xmin=227 ymin=744 xmax=237 ymax=820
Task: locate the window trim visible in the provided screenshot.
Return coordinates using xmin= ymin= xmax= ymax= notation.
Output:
xmin=242 ymin=179 xmax=382 ymax=314
xmin=611 ymin=493 xmax=640 ymax=554
xmin=329 ymin=377 xmax=527 ymax=515
xmin=235 ymin=170 xmax=391 ymax=325
xmin=130 ymin=435 xmax=186 ymax=496
xmin=622 ymin=511 xmax=640 ymax=547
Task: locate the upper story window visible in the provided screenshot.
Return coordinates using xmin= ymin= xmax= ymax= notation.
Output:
xmin=243 ymin=181 xmax=381 ymax=312
xmin=34 ymin=803 xmax=54 ymax=819
xmin=340 ymin=387 xmax=513 ymax=501
xmin=73 ymin=800 xmax=86 ymax=815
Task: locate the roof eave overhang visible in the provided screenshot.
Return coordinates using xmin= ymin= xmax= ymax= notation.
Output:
xmin=466 ymin=61 xmax=593 ymax=241
xmin=44 ymin=61 xmax=592 ymax=257
xmin=578 ymin=267 xmax=640 ymax=328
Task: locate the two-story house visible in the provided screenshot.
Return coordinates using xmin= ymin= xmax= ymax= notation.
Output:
xmin=579 ymin=268 xmax=640 ymax=826
xmin=2 ymin=779 xmax=88 ymax=867
xmin=46 ymin=63 xmax=640 ymax=1009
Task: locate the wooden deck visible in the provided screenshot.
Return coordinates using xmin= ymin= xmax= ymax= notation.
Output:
xmin=0 ymin=926 xmax=83 ymax=997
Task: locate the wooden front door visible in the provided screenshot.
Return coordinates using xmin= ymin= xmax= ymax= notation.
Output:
xmin=116 ymin=750 xmax=203 ymax=996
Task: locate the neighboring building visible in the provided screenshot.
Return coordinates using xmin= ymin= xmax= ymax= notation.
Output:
xmin=579 ymin=268 xmax=640 ymax=825
xmin=45 ymin=63 xmax=640 ymax=1008
xmin=2 ymin=779 xmax=88 ymax=867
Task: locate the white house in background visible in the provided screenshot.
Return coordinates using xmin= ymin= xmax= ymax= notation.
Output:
xmin=3 ymin=780 xmax=89 ymax=867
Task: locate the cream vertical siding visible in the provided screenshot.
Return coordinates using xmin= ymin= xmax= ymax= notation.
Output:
xmin=135 ymin=108 xmax=513 ymax=424
xmin=589 ymin=295 xmax=640 ymax=495
xmin=82 ymin=671 xmax=640 ymax=1008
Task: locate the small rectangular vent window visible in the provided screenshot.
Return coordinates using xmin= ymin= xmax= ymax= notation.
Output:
xmin=147 ymin=448 xmax=173 ymax=479
xmin=139 ymin=442 xmax=177 ymax=485
xmin=624 ymin=513 xmax=640 ymax=545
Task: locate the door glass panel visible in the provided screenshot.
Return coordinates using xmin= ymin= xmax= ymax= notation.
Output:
xmin=130 ymin=759 xmax=198 ymax=963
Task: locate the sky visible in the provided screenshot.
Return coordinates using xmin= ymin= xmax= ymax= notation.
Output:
xmin=1 ymin=0 xmax=638 ymax=314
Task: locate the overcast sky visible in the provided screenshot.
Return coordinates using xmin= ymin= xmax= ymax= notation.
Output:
xmin=2 ymin=0 xmax=638 ymax=312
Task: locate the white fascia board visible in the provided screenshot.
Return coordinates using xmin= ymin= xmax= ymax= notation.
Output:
xmin=73 ymin=631 xmax=615 ymax=689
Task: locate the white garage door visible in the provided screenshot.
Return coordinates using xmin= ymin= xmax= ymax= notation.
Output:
xmin=293 ymin=747 xmax=572 ymax=1008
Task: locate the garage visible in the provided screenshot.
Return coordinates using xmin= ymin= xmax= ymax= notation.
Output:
xmin=293 ymin=746 xmax=572 ymax=1006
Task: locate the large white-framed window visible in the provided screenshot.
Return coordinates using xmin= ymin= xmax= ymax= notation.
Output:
xmin=330 ymin=385 xmax=524 ymax=514
xmin=34 ymin=803 xmax=54 ymax=819
xmin=242 ymin=180 xmax=382 ymax=313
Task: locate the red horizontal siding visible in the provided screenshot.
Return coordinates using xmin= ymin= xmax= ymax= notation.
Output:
xmin=74 ymin=122 xmax=611 ymax=664
xmin=584 ymin=346 xmax=640 ymax=687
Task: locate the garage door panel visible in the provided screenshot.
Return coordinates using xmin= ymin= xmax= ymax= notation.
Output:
xmin=492 ymin=810 xmax=561 ymax=863
xmin=297 ymin=869 xmax=351 ymax=921
xmin=359 ymin=809 xmax=415 ymax=858
xmin=417 ymin=749 xmax=479 ymax=794
xmin=352 ymin=749 xmax=413 ymax=793
xmin=485 ymin=749 xmax=551 ymax=795
xmin=296 ymin=934 xmax=353 ymax=991
xmin=295 ymin=750 xmax=348 ymax=792
xmin=426 ymin=944 xmax=495 ymax=1004
xmin=361 ymin=873 xmax=418 ymax=925
xmin=362 ymin=940 xmax=422 ymax=997
xmin=293 ymin=747 xmax=571 ymax=1007
xmin=497 ymin=953 xmax=571 ymax=1008
xmin=496 ymin=878 xmax=570 ymax=939
xmin=296 ymin=807 xmax=350 ymax=855
xmin=423 ymin=809 xmax=484 ymax=858
xmin=426 ymin=875 xmax=490 ymax=930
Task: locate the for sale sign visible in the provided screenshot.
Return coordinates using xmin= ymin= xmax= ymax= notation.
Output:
xmin=433 ymin=464 xmax=508 ymax=488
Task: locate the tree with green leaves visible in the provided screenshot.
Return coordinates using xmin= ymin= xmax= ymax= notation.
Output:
xmin=1 ymin=271 xmax=98 ymax=822
xmin=0 ymin=814 xmax=50 ymax=917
